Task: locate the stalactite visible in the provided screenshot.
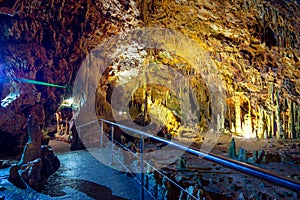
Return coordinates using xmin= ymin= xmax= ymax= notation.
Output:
xmin=297 ymin=105 xmax=300 ymax=138
xmin=293 ymin=102 xmax=298 ymax=139
xmin=220 ymin=103 xmax=225 ymax=131
xmin=275 ymin=88 xmax=284 ymax=139
xmin=242 ymin=99 xmax=253 ymax=138
xmin=58 ymin=0 xmax=66 ymax=21
xmin=271 ymin=112 xmax=275 ymax=138
xmin=234 ymin=92 xmax=242 ymax=134
xmin=248 ymin=100 xmax=253 ymax=137
xmin=282 ymin=108 xmax=286 ymax=138
xmin=229 ymin=103 xmax=233 ymax=132
xmin=257 ymin=106 xmax=264 ymax=138
xmin=288 ymin=99 xmax=296 ymax=139
xmin=296 ymin=106 xmax=300 ymax=138
xmin=165 ymin=90 xmax=169 ymax=107
xmin=179 ymin=86 xmax=182 ymax=102
xmin=270 ymin=83 xmax=275 ymax=138
xmin=265 ymin=111 xmax=271 ymax=139
xmin=255 ymin=104 xmax=258 ymax=137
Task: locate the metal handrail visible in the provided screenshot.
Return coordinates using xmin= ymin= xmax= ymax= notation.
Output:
xmin=77 ymin=118 xmax=300 ymax=197
xmin=98 ymin=131 xmax=167 ymax=200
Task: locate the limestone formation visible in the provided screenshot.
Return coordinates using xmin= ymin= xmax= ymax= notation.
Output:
xmin=10 ymin=116 xmax=60 ymax=191
xmin=176 ymin=156 xmax=188 ymax=171
xmin=0 ymin=0 xmax=298 ymax=154
xmin=228 ymin=137 xmax=237 ymax=159
xmin=237 ymin=148 xmax=248 ymax=162
xmin=8 ymin=165 xmax=26 ymax=189
xmin=20 ymin=158 xmax=43 ymax=191
xmin=18 ymin=116 xmax=42 ymax=166
xmin=70 ymin=122 xmax=85 ymax=151
xmin=0 ymin=1 xmax=298 ymax=199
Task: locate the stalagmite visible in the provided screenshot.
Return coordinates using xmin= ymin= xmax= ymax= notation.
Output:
xmin=228 ymin=138 xmax=236 ymax=158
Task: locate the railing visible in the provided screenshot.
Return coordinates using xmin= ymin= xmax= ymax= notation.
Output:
xmin=77 ymin=118 xmax=300 ymax=199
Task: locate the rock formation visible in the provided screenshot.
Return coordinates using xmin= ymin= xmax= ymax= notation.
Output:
xmin=9 ymin=116 xmax=60 ymax=191
xmin=0 ymin=0 xmax=299 ymax=153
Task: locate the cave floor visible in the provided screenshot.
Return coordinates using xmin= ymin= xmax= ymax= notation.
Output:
xmin=0 ymin=136 xmax=299 ymax=200
xmin=0 ymin=148 xmax=152 ymax=200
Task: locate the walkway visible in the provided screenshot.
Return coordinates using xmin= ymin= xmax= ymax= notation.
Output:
xmin=44 ymin=149 xmax=150 ymax=200
xmin=0 ymin=148 xmax=151 ymax=200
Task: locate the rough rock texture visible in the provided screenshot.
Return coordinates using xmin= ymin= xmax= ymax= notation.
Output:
xmin=134 ymin=0 xmax=300 ymax=138
xmin=8 ymin=164 xmax=27 ymax=189
xmin=20 ymin=158 xmax=43 ymax=190
xmin=0 ymin=160 xmax=10 ymax=169
xmin=0 ymin=0 xmax=140 ymax=154
xmin=9 ymin=116 xmax=60 ymax=191
xmin=18 ymin=146 xmax=60 ymax=191
xmin=143 ymin=152 xmax=299 ymax=200
xmin=18 ymin=142 xmax=41 ymax=165
xmin=0 ymin=0 xmax=299 ymax=153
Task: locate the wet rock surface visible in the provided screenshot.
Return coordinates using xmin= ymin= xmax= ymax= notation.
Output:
xmin=8 ymin=164 xmax=27 ymax=190
xmin=9 ymin=117 xmax=60 ymax=191
xmin=0 ymin=160 xmax=10 ymax=169
xmin=1 ymin=150 xmax=151 ymax=200
xmin=1 ymin=140 xmax=300 ymax=200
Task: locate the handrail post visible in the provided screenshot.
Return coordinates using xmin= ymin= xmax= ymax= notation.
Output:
xmin=140 ymin=136 xmax=145 ymax=200
xmin=111 ymin=125 xmax=114 ymax=165
xmin=100 ymin=121 xmax=103 ymax=151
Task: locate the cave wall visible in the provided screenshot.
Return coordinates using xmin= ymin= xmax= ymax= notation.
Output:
xmin=0 ymin=0 xmax=299 ymax=154
xmin=134 ymin=0 xmax=300 ymax=138
xmin=0 ymin=0 xmax=139 ymax=154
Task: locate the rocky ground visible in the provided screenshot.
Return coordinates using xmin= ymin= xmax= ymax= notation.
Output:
xmin=0 ymin=136 xmax=299 ymax=199
xmin=133 ymin=134 xmax=300 ymax=199
xmin=209 ymin=134 xmax=300 ymax=178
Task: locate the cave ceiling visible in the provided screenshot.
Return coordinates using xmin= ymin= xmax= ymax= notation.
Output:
xmin=0 ymin=0 xmax=299 ymax=141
